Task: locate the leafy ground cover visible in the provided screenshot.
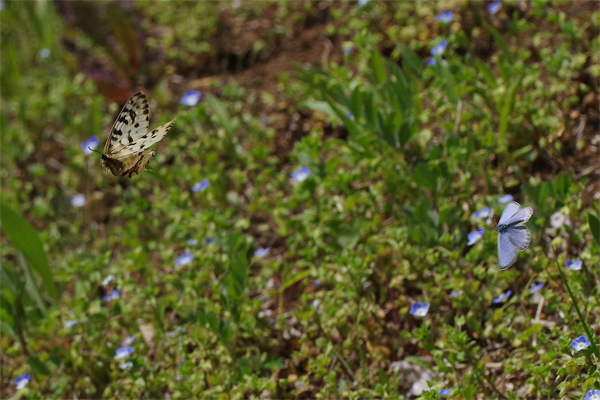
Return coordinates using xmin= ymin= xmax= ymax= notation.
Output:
xmin=1 ymin=1 xmax=599 ymax=399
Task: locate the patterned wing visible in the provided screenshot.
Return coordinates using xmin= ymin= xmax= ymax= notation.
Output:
xmin=118 ymin=148 xmax=157 ymax=178
xmin=503 ymin=206 xmax=533 ymax=227
xmin=110 ymin=119 xmax=176 ymax=157
xmin=104 ymin=92 xmax=150 ymax=155
xmin=505 ymin=225 xmax=531 ymax=250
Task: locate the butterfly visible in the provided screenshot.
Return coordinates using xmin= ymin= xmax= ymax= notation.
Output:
xmin=496 ymin=201 xmax=533 ymax=270
xmin=96 ymin=92 xmax=176 ymax=178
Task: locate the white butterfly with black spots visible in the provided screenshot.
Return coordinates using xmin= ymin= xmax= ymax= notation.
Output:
xmin=100 ymin=92 xmax=176 ymax=178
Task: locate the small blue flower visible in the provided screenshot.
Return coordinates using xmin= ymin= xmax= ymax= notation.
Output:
xmin=64 ymin=319 xmax=78 ymax=328
xmin=449 ymin=290 xmax=462 ymax=298
xmin=358 ymin=0 xmax=370 ymax=6
xmin=426 ymin=57 xmax=447 ymax=66
xmin=566 ymin=259 xmax=582 ymax=271
xmin=205 ymin=238 xmax=215 ymax=245
xmin=291 ymin=166 xmax=311 ymax=183
xmin=15 ymin=372 xmax=30 ymax=390
xmin=254 ymin=248 xmax=271 ymax=257
xmin=467 ymin=228 xmax=485 ymax=246
xmin=434 ymin=11 xmax=453 ymax=23
xmin=409 ymin=302 xmax=430 ymax=317
xmin=343 ymin=47 xmax=353 ymax=56
xmin=180 ymin=90 xmax=201 ymax=106
xmin=191 ymin=178 xmax=210 ymax=192
xmin=187 ymin=239 xmax=198 ymax=246
xmin=114 ymin=346 xmax=134 ymax=360
xmin=498 ymin=194 xmax=514 ymax=203
xmin=493 ymin=290 xmax=511 ymax=304
xmin=121 ymin=334 xmax=136 ymax=346
xmin=570 ymin=335 xmax=591 ymax=352
xmin=487 ymin=0 xmax=502 ymax=15
xmin=101 ymin=274 xmax=115 ymax=286
xmin=474 ymin=207 xmax=491 ymax=219
xmin=438 ymin=388 xmax=452 ymax=396
xmin=529 ymin=282 xmax=544 ymax=293
xmin=585 ymin=390 xmax=600 ymax=400
xmin=119 ymin=361 xmax=133 ymax=369
xmin=39 ymin=48 xmax=51 ymax=59
xmin=102 ymin=289 xmax=121 ymax=301
xmin=312 ymin=299 xmax=321 ymax=310
xmin=175 ymin=252 xmax=194 ymax=265
xmin=81 ymin=135 xmax=99 ymax=155
xmin=430 ymin=39 xmax=447 ymax=56
xmin=70 ymin=194 xmax=85 ymax=207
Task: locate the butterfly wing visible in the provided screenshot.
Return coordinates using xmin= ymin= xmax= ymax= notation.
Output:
xmin=505 ymin=225 xmax=531 ymax=250
xmin=498 ymin=231 xmax=518 ymax=270
xmin=504 ymin=206 xmax=533 ymax=227
xmin=111 ymin=119 xmax=176 ymax=157
xmin=104 ymin=92 xmax=151 ymax=155
xmin=498 ymin=202 xmax=521 ymax=226
xmin=119 ymin=148 xmax=157 ymax=178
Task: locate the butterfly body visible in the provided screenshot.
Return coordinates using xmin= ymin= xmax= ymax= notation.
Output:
xmin=495 ymin=201 xmax=533 ymax=269
xmin=101 ymin=92 xmax=175 ymax=177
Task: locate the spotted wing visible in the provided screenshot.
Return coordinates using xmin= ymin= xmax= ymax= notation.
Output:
xmin=118 ymin=148 xmax=157 ymax=178
xmin=110 ymin=119 xmax=176 ymax=157
xmin=104 ymin=92 xmax=150 ymax=155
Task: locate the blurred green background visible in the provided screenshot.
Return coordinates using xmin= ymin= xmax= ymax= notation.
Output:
xmin=1 ymin=0 xmax=599 ymax=398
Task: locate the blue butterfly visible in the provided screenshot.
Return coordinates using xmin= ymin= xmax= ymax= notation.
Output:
xmin=496 ymin=201 xmax=533 ymax=270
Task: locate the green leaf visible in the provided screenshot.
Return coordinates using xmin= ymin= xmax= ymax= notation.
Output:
xmin=475 ymin=59 xmax=498 ymax=89
xmin=28 ymin=356 xmax=51 ymax=375
xmin=485 ymin=24 xmax=514 ymax=64
xmin=555 ymin=173 xmax=570 ymax=198
xmin=0 ymin=202 xmax=56 ymax=299
xmin=205 ymin=94 xmax=234 ymax=137
xmin=281 ymin=270 xmax=312 ymax=291
xmin=589 ymin=214 xmax=600 ymax=246
xmin=413 ymin=163 xmax=438 ymax=191
xmin=371 ymin=51 xmax=386 ymax=84
xmin=498 ymin=82 xmax=517 ymax=151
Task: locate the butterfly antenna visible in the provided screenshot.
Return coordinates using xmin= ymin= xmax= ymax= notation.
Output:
xmin=88 ymin=147 xmax=104 ymax=156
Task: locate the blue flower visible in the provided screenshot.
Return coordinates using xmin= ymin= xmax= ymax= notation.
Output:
xmin=254 ymin=248 xmax=271 ymax=257
xmin=493 ymin=290 xmax=511 ymax=304
xmin=449 ymin=290 xmax=462 ymax=298
xmin=467 ymin=228 xmax=485 ymax=246
xmin=529 ymin=282 xmax=544 ymax=293
xmin=191 ymin=178 xmax=210 ymax=192
xmin=434 ymin=11 xmax=453 ymax=23
xmin=426 ymin=57 xmax=447 ymax=66
xmin=64 ymin=319 xmax=78 ymax=328
xmin=291 ymin=166 xmax=311 ymax=183
xmin=70 ymin=194 xmax=85 ymax=207
xmin=474 ymin=207 xmax=491 ymax=219
xmin=566 ymin=259 xmax=582 ymax=271
xmin=409 ymin=302 xmax=430 ymax=317
xmin=180 ymin=90 xmax=201 ymax=106
xmin=121 ymin=334 xmax=136 ymax=346
xmin=205 ymin=238 xmax=215 ymax=245
xmin=15 ymin=372 xmax=30 ymax=390
xmin=187 ymin=239 xmax=198 ymax=246
xmin=81 ymin=135 xmax=99 ymax=155
xmin=39 ymin=48 xmax=51 ymax=59
xmin=430 ymin=39 xmax=447 ymax=56
xmin=312 ymin=299 xmax=321 ymax=310
xmin=102 ymin=289 xmax=121 ymax=301
xmin=119 ymin=361 xmax=133 ymax=369
xmin=175 ymin=252 xmax=194 ymax=265
xmin=101 ymin=274 xmax=115 ymax=286
xmin=343 ymin=47 xmax=353 ymax=56
xmin=438 ymin=388 xmax=451 ymax=396
xmin=570 ymin=335 xmax=591 ymax=352
xmin=358 ymin=0 xmax=370 ymax=6
xmin=487 ymin=0 xmax=502 ymax=15
xmin=498 ymin=194 xmax=514 ymax=203
xmin=585 ymin=390 xmax=600 ymax=400
xmin=114 ymin=346 xmax=134 ymax=360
